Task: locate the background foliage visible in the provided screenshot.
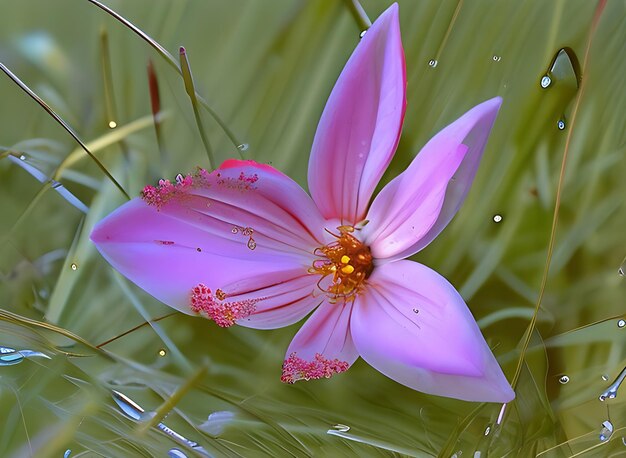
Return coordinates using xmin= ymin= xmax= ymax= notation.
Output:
xmin=0 ymin=0 xmax=624 ymax=456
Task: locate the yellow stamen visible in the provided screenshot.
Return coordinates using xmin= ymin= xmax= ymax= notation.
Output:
xmin=340 ymin=255 xmax=351 ymax=264
xmin=341 ymin=264 xmax=355 ymax=274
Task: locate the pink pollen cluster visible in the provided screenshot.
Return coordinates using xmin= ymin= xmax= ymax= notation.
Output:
xmin=190 ymin=283 xmax=258 ymax=327
xmin=142 ymin=174 xmax=194 ymax=208
xmin=238 ymin=172 xmax=259 ymax=184
xmin=280 ymin=352 xmax=350 ymax=384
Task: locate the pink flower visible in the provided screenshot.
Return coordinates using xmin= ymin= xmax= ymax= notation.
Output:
xmin=91 ymin=4 xmax=514 ymax=403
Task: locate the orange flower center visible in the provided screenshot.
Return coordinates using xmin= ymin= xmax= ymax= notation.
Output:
xmin=310 ymin=225 xmax=373 ymax=302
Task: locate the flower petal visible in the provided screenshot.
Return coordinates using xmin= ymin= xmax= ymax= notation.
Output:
xmin=91 ymin=161 xmax=324 ymax=327
xmin=281 ymin=300 xmax=358 ymax=383
xmin=363 ymin=97 xmax=502 ymax=260
xmin=307 ymin=3 xmax=406 ymax=225
xmin=351 ymin=260 xmax=515 ymax=402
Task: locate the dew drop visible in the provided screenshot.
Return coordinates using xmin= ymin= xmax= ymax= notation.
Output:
xmin=428 ymin=59 xmax=438 ymax=68
xmin=599 ymin=366 xmax=626 ymax=401
xmin=0 ymin=348 xmax=24 ymax=366
xmin=602 ymin=374 xmax=609 ymax=381
xmin=108 ymin=121 xmax=117 ymax=129
xmin=493 ymin=214 xmax=503 ymax=223
xmin=540 ymin=75 xmax=552 ymax=88
xmin=557 ymin=119 xmax=566 ymax=130
xmin=484 ymin=425 xmax=491 ymax=436
xmin=175 ymin=173 xmax=184 ymax=184
xmin=618 ymin=319 xmax=625 ymax=328
xmin=492 ymin=55 xmax=501 ymax=62
xmin=158 ymin=349 xmax=166 ymax=357
xmin=70 ymin=263 xmax=78 ymax=271
xmin=359 ymin=30 xmax=367 ymax=38
xmin=247 ymin=238 xmax=257 ymax=250
xmin=19 ymin=154 xmax=26 ymax=161
xmin=237 ymin=143 xmax=249 ymax=152
xmin=600 ymin=420 xmax=614 ymax=442
xmin=412 ymin=308 xmax=419 ymax=314
xmin=168 ymin=449 xmax=188 ymax=458
xmin=231 ymin=227 xmax=239 ymax=234
xmin=559 ymin=375 xmax=569 ymax=384
xmin=332 ymin=424 xmax=350 ymax=432
xmin=619 ymin=267 xmax=624 ymax=276
xmin=64 ymin=450 xmax=72 ymax=458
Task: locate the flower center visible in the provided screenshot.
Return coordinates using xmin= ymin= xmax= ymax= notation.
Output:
xmin=310 ymin=225 xmax=373 ymax=302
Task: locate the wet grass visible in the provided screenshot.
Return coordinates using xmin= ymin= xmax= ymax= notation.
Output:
xmin=0 ymin=0 xmax=625 ymax=456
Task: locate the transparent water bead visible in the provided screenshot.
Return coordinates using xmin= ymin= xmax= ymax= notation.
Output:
xmin=236 ymin=143 xmax=249 ymax=152
xmin=557 ymin=119 xmax=566 ymax=130
xmin=428 ymin=59 xmax=438 ymax=68
xmin=493 ymin=214 xmax=502 ymax=223
xmin=331 ymin=424 xmax=351 ymax=432
xmin=0 ymin=346 xmax=50 ymax=366
xmin=168 ymin=450 xmax=188 ymax=458
xmin=599 ymin=366 xmax=626 ymax=401
xmin=599 ymin=420 xmax=614 ymax=441
xmin=618 ymin=319 xmax=625 ymax=328
xmin=540 ymin=75 xmax=552 ymax=88
xmin=359 ymin=30 xmax=367 ymax=38
xmin=559 ymin=375 xmax=570 ymax=384
xmin=70 ymin=263 xmax=78 ymax=271
xmin=108 ymin=121 xmax=117 ymax=129
xmin=492 ymin=55 xmax=501 ymax=62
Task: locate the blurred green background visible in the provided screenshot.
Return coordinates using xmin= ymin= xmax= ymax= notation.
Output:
xmin=0 ymin=0 xmax=624 ymax=456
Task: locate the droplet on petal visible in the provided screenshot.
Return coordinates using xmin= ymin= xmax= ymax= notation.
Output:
xmin=559 ymin=375 xmax=569 ymax=384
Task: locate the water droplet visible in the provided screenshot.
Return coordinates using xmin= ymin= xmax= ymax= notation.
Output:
xmin=559 ymin=375 xmax=570 ymax=384
xmin=0 ymin=348 xmax=24 ymax=366
xmin=168 ymin=449 xmax=188 ymax=458
xmin=247 ymin=238 xmax=257 ymax=250
xmin=359 ymin=30 xmax=367 ymax=38
xmin=64 ymin=450 xmax=72 ymax=458
xmin=599 ymin=366 xmax=626 ymax=401
xmin=412 ymin=308 xmax=419 ymax=314
xmin=175 ymin=173 xmax=184 ymax=184
xmin=493 ymin=214 xmax=503 ymax=223
xmin=484 ymin=425 xmax=491 ymax=436
xmin=602 ymin=374 xmax=609 ymax=381
xmin=19 ymin=154 xmax=26 ymax=161
xmin=618 ymin=319 xmax=626 ymax=328
xmin=622 ymin=437 xmax=626 ymax=446
xmin=557 ymin=119 xmax=566 ymax=130
xmin=600 ymin=420 xmax=614 ymax=442
xmin=332 ymin=424 xmax=350 ymax=432
xmin=619 ymin=267 xmax=624 ymax=276
xmin=70 ymin=263 xmax=78 ymax=271
xmin=428 ymin=59 xmax=438 ymax=68
xmin=237 ymin=143 xmax=249 ymax=152
xmin=492 ymin=55 xmax=501 ymax=62
xmin=158 ymin=349 xmax=166 ymax=357
xmin=108 ymin=121 xmax=117 ymax=129
xmin=540 ymin=75 xmax=552 ymax=88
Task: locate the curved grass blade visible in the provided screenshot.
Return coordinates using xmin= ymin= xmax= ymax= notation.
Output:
xmin=510 ymin=0 xmax=607 ymax=390
xmin=179 ymin=47 xmax=215 ymax=168
xmin=0 ymin=62 xmax=130 ymax=200
xmin=5 ymin=154 xmax=88 ymax=214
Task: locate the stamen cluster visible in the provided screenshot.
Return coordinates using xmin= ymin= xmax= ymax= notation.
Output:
xmin=310 ymin=226 xmax=374 ymax=302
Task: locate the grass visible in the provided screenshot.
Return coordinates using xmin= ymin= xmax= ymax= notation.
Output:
xmin=0 ymin=0 xmax=624 ymax=456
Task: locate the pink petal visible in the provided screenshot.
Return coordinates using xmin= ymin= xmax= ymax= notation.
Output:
xmin=281 ymin=300 xmax=358 ymax=383
xmin=363 ymin=97 xmax=502 ymax=260
xmin=91 ymin=161 xmax=325 ymax=327
xmin=351 ymin=260 xmax=514 ymax=402
xmin=307 ymin=3 xmax=406 ymax=225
